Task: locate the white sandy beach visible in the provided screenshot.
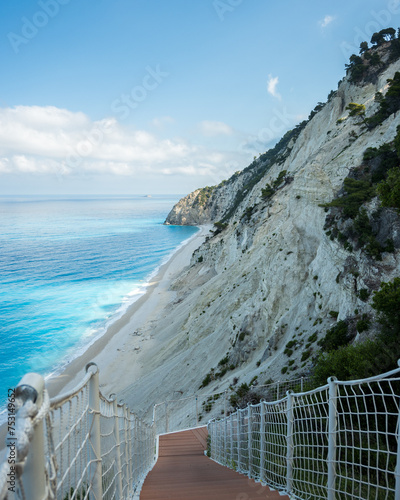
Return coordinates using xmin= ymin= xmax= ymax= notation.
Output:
xmin=46 ymin=225 xmax=212 ymax=405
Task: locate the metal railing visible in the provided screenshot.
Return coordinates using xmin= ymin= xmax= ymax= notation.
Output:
xmin=0 ymin=363 xmax=155 ymax=500
xmin=152 ymin=390 xmax=228 ymax=435
xmin=208 ymin=362 xmax=400 ymax=499
xmin=152 ymin=377 xmax=311 ymax=435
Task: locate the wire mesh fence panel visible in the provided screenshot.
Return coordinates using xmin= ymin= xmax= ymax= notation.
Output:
xmin=335 ymin=377 xmax=400 ymax=500
xmin=256 ymin=377 xmax=310 ymax=402
xmin=208 ymin=365 xmax=400 ymax=500
xmin=262 ymin=400 xmax=288 ymax=491
xmin=153 ymin=390 xmax=228 ymax=435
xmin=291 ymin=387 xmax=330 ymax=500
xmin=238 ymin=408 xmax=249 ymax=474
xmin=250 ymin=404 xmax=261 ymax=482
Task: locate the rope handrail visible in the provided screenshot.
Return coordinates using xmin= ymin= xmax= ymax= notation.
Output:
xmin=2 ymin=362 xmax=400 ymax=499
xmin=0 ymin=363 xmax=156 ymax=500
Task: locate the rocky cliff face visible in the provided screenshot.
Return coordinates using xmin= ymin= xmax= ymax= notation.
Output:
xmin=161 ymin=49 xmax=400 ymax=387
xmin=123 ymin=45 xmax=400 ymax=420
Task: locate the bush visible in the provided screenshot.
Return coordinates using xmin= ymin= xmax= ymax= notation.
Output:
xmin=356 ymin=314 xmax=370 ymax=333
xmin=261 ymin=184 xmax=275 ymax=199
xmin=301 ymin=349 xmax=312 ymax=362
xmin=366 ymin=71 xmax=400 ymax=127
xmin=372 ymin=277 xmax=400 ymax=341
xmin=323 ymin=178 xmax=374 ymax=218
xmin=346 ymin=102 xmax=366 ymax=117
xmin=308 ymin=332 xmax=318 ymax=343
xmin=377 ymin=167 xmax=400 ymax=210
xmin=318 ymin=320 xmax=349 ymax=352
xmin=358 ymin=288 xmax=370 ymax=301
xmin=313 ymin=340 xmax=383 ymax=385
xmin=200 ymin=373 xmax=212 ymax=388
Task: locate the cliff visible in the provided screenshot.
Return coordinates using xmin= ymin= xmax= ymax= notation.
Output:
xmin=122 ymin=41 xmax=400 ymax=420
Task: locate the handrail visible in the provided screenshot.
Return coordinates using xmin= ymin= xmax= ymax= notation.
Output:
xmin=208 ymin=361 xmax=400 ymax=499
xmin=0 ymin=363 xmax=156 ymax=500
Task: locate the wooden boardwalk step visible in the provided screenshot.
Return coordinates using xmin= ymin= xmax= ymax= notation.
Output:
xmin=140 ymin=427 xmax=289 ymax=500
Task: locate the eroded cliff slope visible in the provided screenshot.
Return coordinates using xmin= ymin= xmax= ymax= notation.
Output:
xmin=123 ymin=42 xmax=400 ymax=420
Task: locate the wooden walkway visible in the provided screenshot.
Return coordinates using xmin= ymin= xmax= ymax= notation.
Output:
xmin=140 ymin=427 xmax=289 ymax=499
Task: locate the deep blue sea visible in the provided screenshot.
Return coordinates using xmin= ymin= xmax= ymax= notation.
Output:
xmin=0 ymin=195 xmax=197 ymax=419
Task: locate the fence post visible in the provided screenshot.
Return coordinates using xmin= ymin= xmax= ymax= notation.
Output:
xmin=230 ymin=414 xmax=234 ymax=466
xmin=138 ymin=419 xmax=143 ymax=479
xmin=237 ymin=411 xmax=242 ymax=472
xmin=286 ymin=390 xmax=294 ymax=496
xmin=396 ymin=399 xmax=400 ymax=499
xmin=86 ymin=363 xmax=103 ymax=500
xmin=248 ymin=404 xmax=252 ymax=478
xmin=301 ymin=377 xmax=304 ymax=392
xmin=112 ymin=399 xmax=124 ymax=499
xmin=15 ymin=373 xmax=46 ymax=500
xmin=195 ymin=396 xmax=199 ymax=426
xmin=260 ymin=400 xmax=266 ymax=484
xmin=327 ymin=377 xmax=338 ymax=500
xmin=165 ymin=402 xmax=169 ymax=433
xmin=124 ymin=407 xmax=133 ymax=494
xmin=277 ymin=382 xmax=280 ymax=400
xmin=224 ymin=391 xmax=228 ymax=465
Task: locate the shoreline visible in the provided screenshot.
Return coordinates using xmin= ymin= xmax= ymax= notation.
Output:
xmin=46 ymin=224 xmax=211 ymax=400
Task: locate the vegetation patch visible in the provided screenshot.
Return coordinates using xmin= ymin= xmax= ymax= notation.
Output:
xmin=312 ymin=278 xmax=400 ymax=385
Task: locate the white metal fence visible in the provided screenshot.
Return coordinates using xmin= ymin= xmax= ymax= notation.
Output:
xmin=152 ymin=390 xmax=228 ymax=435
xmin=208 ymin=363 xmax=400 ymax=499
xmin=0 ymin=363 xmax=155 ymax=500
xmin=152 ymin=377 xmax=310 ymax=436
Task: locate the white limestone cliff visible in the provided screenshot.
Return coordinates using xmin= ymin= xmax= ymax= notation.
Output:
xmin=122 ymin=50 xmax=400 ymax=422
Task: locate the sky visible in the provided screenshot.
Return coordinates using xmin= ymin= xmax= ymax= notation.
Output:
xmin=0 ymin=0 xmax=397 ymax=195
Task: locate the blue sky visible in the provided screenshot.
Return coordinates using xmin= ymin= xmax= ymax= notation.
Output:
xmin=0 ymin=0 xmax=397 ymax=194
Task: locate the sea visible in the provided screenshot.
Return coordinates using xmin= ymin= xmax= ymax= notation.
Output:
xmin=0 ymin=195 xmax=198 ymax=420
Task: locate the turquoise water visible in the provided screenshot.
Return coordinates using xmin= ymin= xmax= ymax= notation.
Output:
xmin=0 ymin=195 xmax=197 ymax=416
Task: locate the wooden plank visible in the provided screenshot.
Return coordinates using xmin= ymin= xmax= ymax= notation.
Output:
xmin=140 ymin=428 xmax=289 ymax=500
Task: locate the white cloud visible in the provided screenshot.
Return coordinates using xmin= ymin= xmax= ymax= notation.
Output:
xmin=267 ymin=75 xmax=281 ymax=100
xmin=199 ymin=120 xmax=234 ymax=136
xmin=319 ymin=15 xmax=335 ymax=28
xmin=0 ymin=105 xmax=250 ymax=186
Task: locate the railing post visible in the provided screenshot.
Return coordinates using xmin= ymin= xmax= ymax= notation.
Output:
xmin=396 ymin=398 xmax=400 ymax=499
xmin=124 ymin=407 xmax=133 ymax=494
xmin=138 ymin=419 xmax=143 ymax=479
xmin=15 ymin=373 xmax=46 ymax=500
xmin=237 ymin=411 xmax=242 ymax=471
xmin=286 ymin=390 xmax=294 ymax=495
xmin=301 ymin=377 xmax=304 ymax=392
xmin=248 ymin=404 xmax=252 ymax=478
xmin=260 ymin=400 xmax=266 ymax=484
xmin=86 ymin=363 xmax=103 ymax=500
xmin=327 ymin=377 xmax=338 ymax=500
xmin=195 ymin=396 xmax=199 ymax=426
xmin=277 ymin=382 xmax=280 ymax=400
xmin=133 ymin=415 xmax=137 ymax=486
xmin=224 ymin=391 xmax=228 ymax=465
xmin=112 ymin=399 xmax=124 ymax=499
xmin=230 ymin=414 xmax=234 ymax=466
